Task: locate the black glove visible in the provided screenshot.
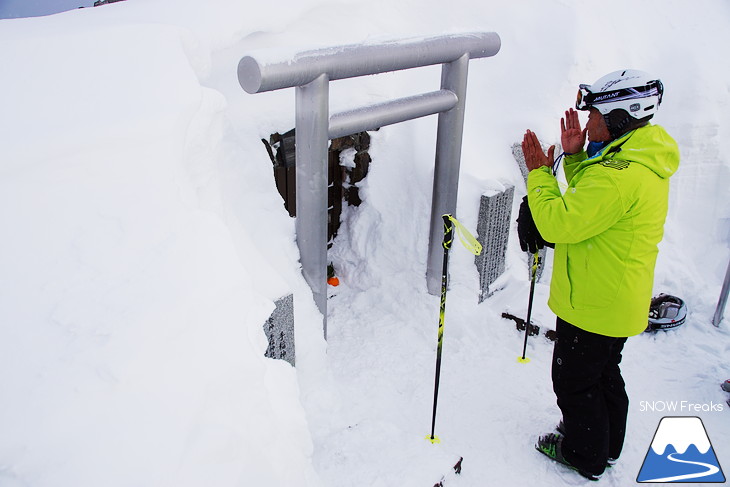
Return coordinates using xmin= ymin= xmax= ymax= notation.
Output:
xmin=517 ymin=196 xmax=553 ymax=253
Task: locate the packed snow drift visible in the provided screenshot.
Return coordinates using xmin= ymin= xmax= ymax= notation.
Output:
xmin=0 ymin=0 xmax=728 ymax=486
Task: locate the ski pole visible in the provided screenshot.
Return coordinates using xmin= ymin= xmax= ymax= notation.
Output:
xmin=518 ymin=251 xmax=539 ymax=363
xmin=428 ymin=214 xmax=454 ymax=444
xmin=426 ymin=214 xmax=481 ymax=443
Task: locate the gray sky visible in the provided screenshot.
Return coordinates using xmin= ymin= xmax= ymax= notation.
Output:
xmin=0 ymin=0 xmax=97 ymax=19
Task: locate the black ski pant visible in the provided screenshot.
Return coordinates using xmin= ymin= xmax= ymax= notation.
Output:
xmin=552 ymin=317 xmax=629 ymax=476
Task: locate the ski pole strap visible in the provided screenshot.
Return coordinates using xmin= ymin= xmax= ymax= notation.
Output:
xmin=442 ymin=214 xmax=482 ymax=256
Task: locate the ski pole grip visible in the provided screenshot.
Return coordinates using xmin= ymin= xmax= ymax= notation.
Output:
xmin=442 ymin=214 xmax=454 ymax=250
xmin=530 ymin=252 xmax=540 ymax=280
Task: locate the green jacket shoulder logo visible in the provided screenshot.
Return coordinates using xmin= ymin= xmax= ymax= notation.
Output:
xmin=600 ymin=159 xmax=630 ymax=170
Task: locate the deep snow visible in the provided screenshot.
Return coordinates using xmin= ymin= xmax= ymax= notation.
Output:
xmin=0 ymin=0 xmax=729 ymax=486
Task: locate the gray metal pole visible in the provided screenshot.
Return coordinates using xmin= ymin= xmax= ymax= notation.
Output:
xmin=238 ymin=32 xmax=500 ymax=94
xmin=328 ymin=89 xmax=458 ymax=139
xmin=712 ymin=257 xmax=730 ymax=327
xmin=296 ymin=74 xmax=330 ymax=337
xmin=426 ymin=54 xmax=470 ymax=295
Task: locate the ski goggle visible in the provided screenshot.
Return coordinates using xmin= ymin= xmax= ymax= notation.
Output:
xmin=576 ymin=79 xmax=663 ymax=111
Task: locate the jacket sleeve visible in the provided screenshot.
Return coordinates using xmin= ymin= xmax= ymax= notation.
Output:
xmin=562 ymin=150 xmax=587 ymax=183
xmin=526 ymin=165 xmax=626 ymax=244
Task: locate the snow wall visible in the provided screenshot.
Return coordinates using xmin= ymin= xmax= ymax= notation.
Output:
xmin=0 ymin=0 xmax=728 ymax=486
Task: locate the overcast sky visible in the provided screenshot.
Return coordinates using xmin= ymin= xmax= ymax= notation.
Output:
xmin=0 ymin=0 xmax=96 ymax=19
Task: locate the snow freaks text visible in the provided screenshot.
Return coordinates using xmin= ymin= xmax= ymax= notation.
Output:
xmin=639 ymin=401 xmax=725 ymax=413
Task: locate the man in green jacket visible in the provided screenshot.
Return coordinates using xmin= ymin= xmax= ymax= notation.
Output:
xmin=519 ymin=69 xmax=680 ymax=480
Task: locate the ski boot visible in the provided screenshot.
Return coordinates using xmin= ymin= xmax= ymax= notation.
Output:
xmin=556 ymin=420 xmax=617 ymax=467
xmin=535 ymin=433 xmax=602 ymax=481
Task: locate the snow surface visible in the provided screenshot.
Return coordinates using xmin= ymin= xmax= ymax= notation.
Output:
xmin=1 ymin=0 xmax=729 ymax=486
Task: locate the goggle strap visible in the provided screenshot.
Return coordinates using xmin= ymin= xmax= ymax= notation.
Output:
xmin=577 ymin=80 xmax=662 ymax=110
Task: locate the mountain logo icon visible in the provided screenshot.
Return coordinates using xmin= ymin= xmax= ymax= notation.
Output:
xmin=637 ymin=416 xmax=726 ymax=483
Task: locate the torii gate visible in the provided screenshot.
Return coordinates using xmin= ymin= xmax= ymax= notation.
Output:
xmin=238 ymin=32 xmax=501 ymax=338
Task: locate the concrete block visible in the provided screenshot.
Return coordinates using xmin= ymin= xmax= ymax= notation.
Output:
xmin=263 ymin=294 xmax=295 ymax=366
xmin=512 ymin=141 xmax=556 ymax=282
xmin=475 ymin=185 xmax=514 ymax=302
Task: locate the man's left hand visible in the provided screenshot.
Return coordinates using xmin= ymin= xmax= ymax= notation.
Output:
xmin=517 ymin=196 xmax=553 ymax=253
xmin=522 ymin=130 xmax=555 ymax=172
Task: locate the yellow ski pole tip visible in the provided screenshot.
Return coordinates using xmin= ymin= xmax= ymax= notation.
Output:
xmin=426 ymin=435 xmax=441 ymax=444
xmin=517 ymin=356 xmax=531 ymax=364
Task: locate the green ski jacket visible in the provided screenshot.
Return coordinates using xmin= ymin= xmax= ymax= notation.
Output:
xmin=527 ymin=124 xmax=680 ymax=337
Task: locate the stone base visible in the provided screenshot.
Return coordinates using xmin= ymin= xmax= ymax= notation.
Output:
xmin=475 ymin=186 xmax=514 ymax=303
xmin=263 ymin=294 xmax=295 ymax=366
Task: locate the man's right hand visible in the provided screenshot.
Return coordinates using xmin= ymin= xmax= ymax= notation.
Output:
xmin=561 ymin=108 xmax=587 ymax=154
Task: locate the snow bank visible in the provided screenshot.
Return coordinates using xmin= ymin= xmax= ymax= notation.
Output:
xmin=1 ymin=0 xmax=729 ymax=486
xmin=0 ymin=6 xmax=319 ymax=487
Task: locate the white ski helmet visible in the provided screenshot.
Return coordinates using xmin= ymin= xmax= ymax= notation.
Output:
xmin=646 ymin=294 xmax=687 ymax=332
xmin=576 ymin=69 xmax=664 ymax=138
